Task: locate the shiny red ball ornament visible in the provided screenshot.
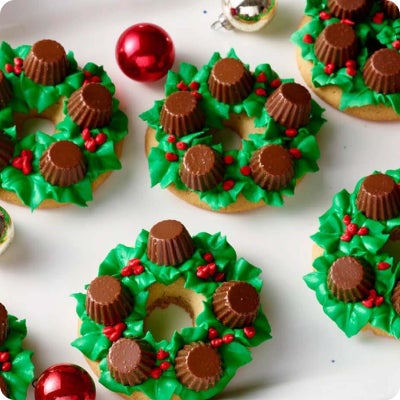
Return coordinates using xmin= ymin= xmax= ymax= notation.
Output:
xmin=34 ymin=363 xmax=96 ymax=400
xmin=115 ymin=23 xmax=175 ymax=82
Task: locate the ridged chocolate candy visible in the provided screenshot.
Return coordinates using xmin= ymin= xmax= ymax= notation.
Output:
xmin=85 ymin=275 xmax=133 ymax=326
xmin=381 ymin=0 xmax=400 ymax=19
xmin=0 ymin=71 xmax=12 ymax=108
xmin=327 ymin=256 xmax=375 ymax=302
xmin=40 ymin=140 xmax=87 ymax=187
xmin=266 ymin=82 xmax=311 ymax=128
xmin=0 ymin=303 xmax=8 ymax=346
xmin=363 ymin=49 xmax=400 ymax=94
xmin=179 ymin=144 xmax=225 ymax=192
xmin=107 ymin=338 xmax=155 ymax=386
xmin=147 ymin=220 xmax=194 ymax=266
xmin=208 ymin=58 xmax=254 ymax=104
xmin=0 ymin=132 xmax=14 ymax=170
xmin=249 ymin=144 xmax=294 ymax=191
xmin=0 ymin=375 xmax=8 ymax=398
xmin=67 ymin=83 xmax=113 ymax=129
xmin=328 ymin=0 xmax=371 ymax=21
xmin=391 ymin=281 xmax=400 ymax=314
xmin=160 ymin=91 xmax=205 ymax=137
xmin=314 ymin=23 xmax=358 ymax=67
xmin=212 ymin=281 xmax=260 ymax=328
xmin=356 ymin=173 xmax=400 ymax=220
xmin=175 ymin=342 xmax=222 ymax=392
xmin=24 ymin=39 xmax=68 ymax=86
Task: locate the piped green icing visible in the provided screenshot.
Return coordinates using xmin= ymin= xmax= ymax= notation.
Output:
xmin=0 ymin=41 xmax=128 ymax=210
xmin=291 ymin=0 xmax=400 ymax=113
xmin=307 ymin=169 xmax=400 ymax=338
xmin=1 ymin=314 xmax=34 ymax=400
xmin=72 ymin=227 xmax=271 ymax=400
xmin=140 ymin=49 xmax=325 ymax=211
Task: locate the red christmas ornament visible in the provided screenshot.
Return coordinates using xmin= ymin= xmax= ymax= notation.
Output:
xmin=34 ymin=363 xmax=96 ymax=400
xmin=115 ymin=23 xmax=175 ymax=82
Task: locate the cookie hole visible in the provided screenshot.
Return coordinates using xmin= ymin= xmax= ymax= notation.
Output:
xmin=212 ymin=126 xmax=242 ymax=151
xmin=144 ymin=302 xmax=193 ymax=342
xmin=20 ymin=117 xmax=55 ymax=137
xmin=144 ymin=278 xmax=206 ymax=342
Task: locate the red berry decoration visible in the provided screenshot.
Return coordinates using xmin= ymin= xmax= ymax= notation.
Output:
xmin=115 ymin=23 xmax=175 ymax=82
xmin=34 ymin=363 xmax=96 ymax=400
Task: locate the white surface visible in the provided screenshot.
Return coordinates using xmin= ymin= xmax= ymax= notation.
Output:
xmin=0 ymin=1 xmax=400 ymax=399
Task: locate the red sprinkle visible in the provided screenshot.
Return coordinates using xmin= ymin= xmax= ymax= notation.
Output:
xmin=210 ymin=338 xmax=223 ymax=348
xmin=84 ymin=137 xmax=97 ymax=153
xmin=1 ymin=362 xmax=11 ymax=372
xmin=240 ymin=165 xmax=251 ymax=176
xmin=289 ymin=148 xmax=302 ymax=159
xmin=150 ymin=367 xmax=163 ymax=379
xmin=269 ymin=78 xmax=281 ymax=88
xmin=343 ymin=215 xmax=351 ymax=225
xmin=202 ymin=252 xmax=214 ymax=263
xmin=167 ymin=135 xmax=176 ymax=143
xmin=0 ymin=352 xmax=9 ymax=363
xmin=176 ymin=141 xmax=187 ymax=150
xmin=81 ymin=128 xmax=91 ymax=141
xmin=319 ymin=11 xmax=331 ymax=20
xmin=346 ymin=67 xmax=357 ymax=77
xmin=340 ymin=233 xmax=352 ymax=242
xmin=132 ymin=264 xmax=145 ymax=275
xmin=121 ymin=266 xmax=133 ymax=277
xmin=324 ymin=63 xmax=335 ymax=75
xmin=189 ymin=81 xmax=200 ymax=91
xmin=345 ymin=60 xmax=357 ymax=68
xmin=346 ymin=223 xmax=358 ymax=235
xmin=357 ymin=226 xmax=369 ymax=236
xmin=341 ymin=18 xmax=355 ymax=26
xmin=243 ymin=326 xmax=256 ymax=338
xmin=303 ymin=33 xmax=315 ymax=44
xmin=177 ymin=81 xmax=189 ymax=91
xmin=377 ymin=261 xmax=390 ymax=271
xmin=14 ymin=57 xmax=23 ymax=67
xmin=222 ymin=179 xmax=235 ymax=191
xmin=255 ymin=87 xmax=267 ymax=96
xmin=285 ymin=128 xmax=298 ymax=138
xmin=393 ymin=40 xmax=400 ymax=50
xmin=165 ymin=152 xmax=178 ymax=162
xmin=4 ymin=64 xmax=13 ymax=73
xmin=256 ymin=72 xmax=268 ymax=82
xmin=191 ymin=91 xmax=203 ymax=100
xmin=160 ymin=361 xmax=171 ymax=371
xmin=223 ymin=155 xmax=234 ymax=165
xmin=95 ymin=133 xmax=107 ymax=145
xmin=223 ymin=333 xmax=234 ymax=344
xmin=214 ymin=271 xmax=225 ymax=282
xmin=196 ymin=265 xmax=210 ymax=280
xmin=156 ymin=349 xmax=170 ymax=360
xmin=208 ymin=327 xmax=219 ymax=340
xmin=372 ymin=12 xmax=384 ymax=24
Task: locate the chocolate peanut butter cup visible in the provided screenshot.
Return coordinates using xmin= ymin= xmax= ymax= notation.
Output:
xmin=175 ymin=341 xmax=222 ymax=392
xmin=381 ymin=0 xmax=400 ymax=19
xmin=179 ymin=144 xmax=225 ymax=192
xmin=0 ymin=71 xmax=12 ymax=108
xmin=67 ymin=83 xmax=113 ymax=129
xmin=107 ymin=338 xmax=155 ymax=386
xmin=40 ymin=140 xmax=87 ymax=187
xmin=249 ymin=144 xmax=294 ymax=191
xmin=212 ymin=281 xmax=260 ymax=328
xmin=266 ymin=82 xmax=312 ymax=128
xmin=160 ymin=91 xmax=205 ymax=137
xmin=363 ymin=49 xmax=400 ymax=94
xmin=391 ymin=281 xmax=400 ymax=314
xmin=85 ymin=275 xmax=133 ymax=326
xmin=356 ymin=173 xmax=400 ymax=220
xmin=147 ymin=220 xmax=194 ymax=266
xmin=327 ymin=256 xmax=375 ymax=302
xmin=24 ymin=39 xmax=68 ymax=86
xmin=328 ymin=0 xmax=371 ymax=21
xmin=0 ymin=132 xmax=14 ymax=171
xmin=0 ymin=303 xmax=8 ymax=346
xmin=208 ymin=58 xmax=254 ymax=104
xmin=314 ymin=23 xmax=358 ymax=67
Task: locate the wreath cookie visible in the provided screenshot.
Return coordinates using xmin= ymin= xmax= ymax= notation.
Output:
xmin=291 ymin=0 xmax=400 ymax=121
xmin=0 ymin=39 xmax=128 ymax=209
xmin=140 ymin=49 xmax=326 ymax=213
xmin=72 ymin=219 xmax=271 ymax=400
xmin=0 ymin=302 xmax=34 ymax=400
xmin=307 ymin=170 xmax=400 ymax=338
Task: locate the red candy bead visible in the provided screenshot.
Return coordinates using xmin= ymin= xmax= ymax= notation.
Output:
xmin=34 ymin=364 xmax=96 ymax=400
xmin=116 ymin=23 xmax=175 ymax=82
